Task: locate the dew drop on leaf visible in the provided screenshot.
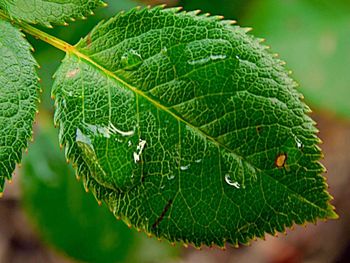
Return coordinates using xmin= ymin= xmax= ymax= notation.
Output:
xmin=120 ymin=49 xmax=143 ymax=70
xmin=133 ymin=139 xmax=147 ymax=163
xmin=180 ymin=164 xmax=190 ymax=171
xmin=76 ymin=128 xmax=93 ymax=149
xmin=188 ymin=54 xmax=227 ymax=66
xmin=224 ymin=174 xmax=240 ymax=189
xmin=167 ymin=174 xmax=175 ymax=180
xmin=294 ymin=136 xmax=303 ymax=149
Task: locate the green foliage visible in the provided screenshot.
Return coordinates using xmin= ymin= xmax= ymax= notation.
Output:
xmin=244 ymin=0 xmax=350 ymax=117
xmin=0 ymin=0 xmax=106 ymax=27
xmin=0 ymin=20 xmax=39 ymax=193
xmin=21 ymin=122 xmax=179 ymax=262
xmin=51 ymin=6 xmax=336 ymax=247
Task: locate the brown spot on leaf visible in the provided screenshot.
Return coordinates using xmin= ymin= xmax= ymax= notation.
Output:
xmin=275 ymin=153 xmax=287 ymax=168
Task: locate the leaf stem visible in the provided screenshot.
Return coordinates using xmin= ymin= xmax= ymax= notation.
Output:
xmin=0 ymin=10 xmax=73 ymax=52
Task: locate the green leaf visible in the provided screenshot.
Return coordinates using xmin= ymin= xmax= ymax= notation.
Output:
xmin=0 ymin=20 xmax=39 ymax=193
xmin=0 ymin=0 xmax=106 ymax=27
xmin=21 ymin=122 xmax=179 ymax=263
xmin=243 ymin=0 xmax=350 ymax=117
xmin=52 ymin=7 xmax=337 ymax=247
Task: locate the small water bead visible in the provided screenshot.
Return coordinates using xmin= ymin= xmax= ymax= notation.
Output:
xmin=120 ymin=49 xmax=143 ymax=70
xmin=188 ymin=54 xmax=227 ymax=66
xmin=76 ymin=128 xmax=93 ymax=149
xmin=180 ymin=164 xmax=190 ymax=171
xmin=167 ymin=174 xmax=175 ymax=180
xmin=133 ymin=139 xmax=147 ymax=163
xmin=82 ymin=122 xmax=134 ymax=143
xmin=133 ymin=152 xmax=140 ymax=163
xmin=294 ymin=136 xmax=303 ymax=149
xmin=224 ymin=174 xmax=240 ymax=189
xmin=107 ymin=122 xmax=134 ymax=137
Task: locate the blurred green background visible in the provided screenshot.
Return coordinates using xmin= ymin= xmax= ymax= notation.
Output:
xmin=0 ymin=0 xmax=349 ymax=262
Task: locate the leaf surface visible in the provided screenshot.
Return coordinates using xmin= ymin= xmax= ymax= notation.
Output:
xmin=0 ymin=0 xmax=105 ymax=27
xmin=52 ymin=7 xmax=337 ymax=247
xmin=0 ymin=20 xmax=39 ymax=193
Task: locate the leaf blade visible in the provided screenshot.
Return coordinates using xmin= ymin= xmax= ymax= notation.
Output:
xmin=0 ymin=0 xmax=106 ymax=27
xmin=53 ymin=7 xmax=336 ymax=247
xmin=0 ymin=20 xmax=39 ymax=193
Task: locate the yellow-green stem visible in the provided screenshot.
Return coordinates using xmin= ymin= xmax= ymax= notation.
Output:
xmin=0 ymin=10 xmax=73 ymax=52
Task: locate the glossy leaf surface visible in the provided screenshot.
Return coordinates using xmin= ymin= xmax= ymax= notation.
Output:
xmin=0 ymin=20 xmax=39 ymax=193
xmin=52 ymin=7 xmax=336 ymax=247
xmin=0 ymin=0 xmax=105 ymax=26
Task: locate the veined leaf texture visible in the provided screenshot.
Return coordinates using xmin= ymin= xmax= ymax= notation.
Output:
xmin=35 ymin=6 xmax=337 ymax=246
xmin=0 ymin=20 xmax=39 ymax=193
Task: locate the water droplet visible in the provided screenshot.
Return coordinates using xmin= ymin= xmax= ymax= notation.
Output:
xmin=160 ymin=185 xmax=165 ymax=190
xmin=120 ymin=49 xmax=143 ymax=70
xmin=167 ymin=174 xmax=175 ymax=180
xmin=180 ymin=164 xmax=190 ymax=171
xmin=195 ymin=159 xmax=202 ymax=163
xmin=295 ymin=137 xmax=303 ymax=148
xmin=76 ymin=128 xmax=93 ymax=148
xmin=133 ymin=152 xmax=140 ymax=163
xmin=133 ymin=138 xmax=147 ymax=163
xmin=108 ymin=122 xmax=135 ymax=137
xmin=188 ymin=54 xmax=227 ymax=66
xmin=235 ymin=55 xmax=240 ymax=60
xmin=224 ymin=174 xmax=240 ymax=189
xmin=83 ymin=122 xmax=134 ymax=140
xmin=84 ymin=123 xmax=110 ymax=138
xmin=128 ymin=140 xmax=132 ymax=147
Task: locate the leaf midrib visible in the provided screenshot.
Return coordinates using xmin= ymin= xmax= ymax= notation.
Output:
xmin=70 ymin=47 xmax=249 ymax=164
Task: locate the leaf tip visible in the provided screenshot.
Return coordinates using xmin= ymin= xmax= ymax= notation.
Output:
xmin=244 ymin=27 xmax=253 ymax=33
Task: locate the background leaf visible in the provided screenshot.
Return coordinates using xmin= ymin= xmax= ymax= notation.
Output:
xmin=52 ymin=7 xmax=336 ymax=247
xmin=0 ymin=20 xmax=39 ymax=193
xmin=243 ymin=0 xmax=350 ymax=117
xmin=21 ymin=118 xmax=179 ymax=263
xmin=0 ymin=0 xmax=106 ymax=27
